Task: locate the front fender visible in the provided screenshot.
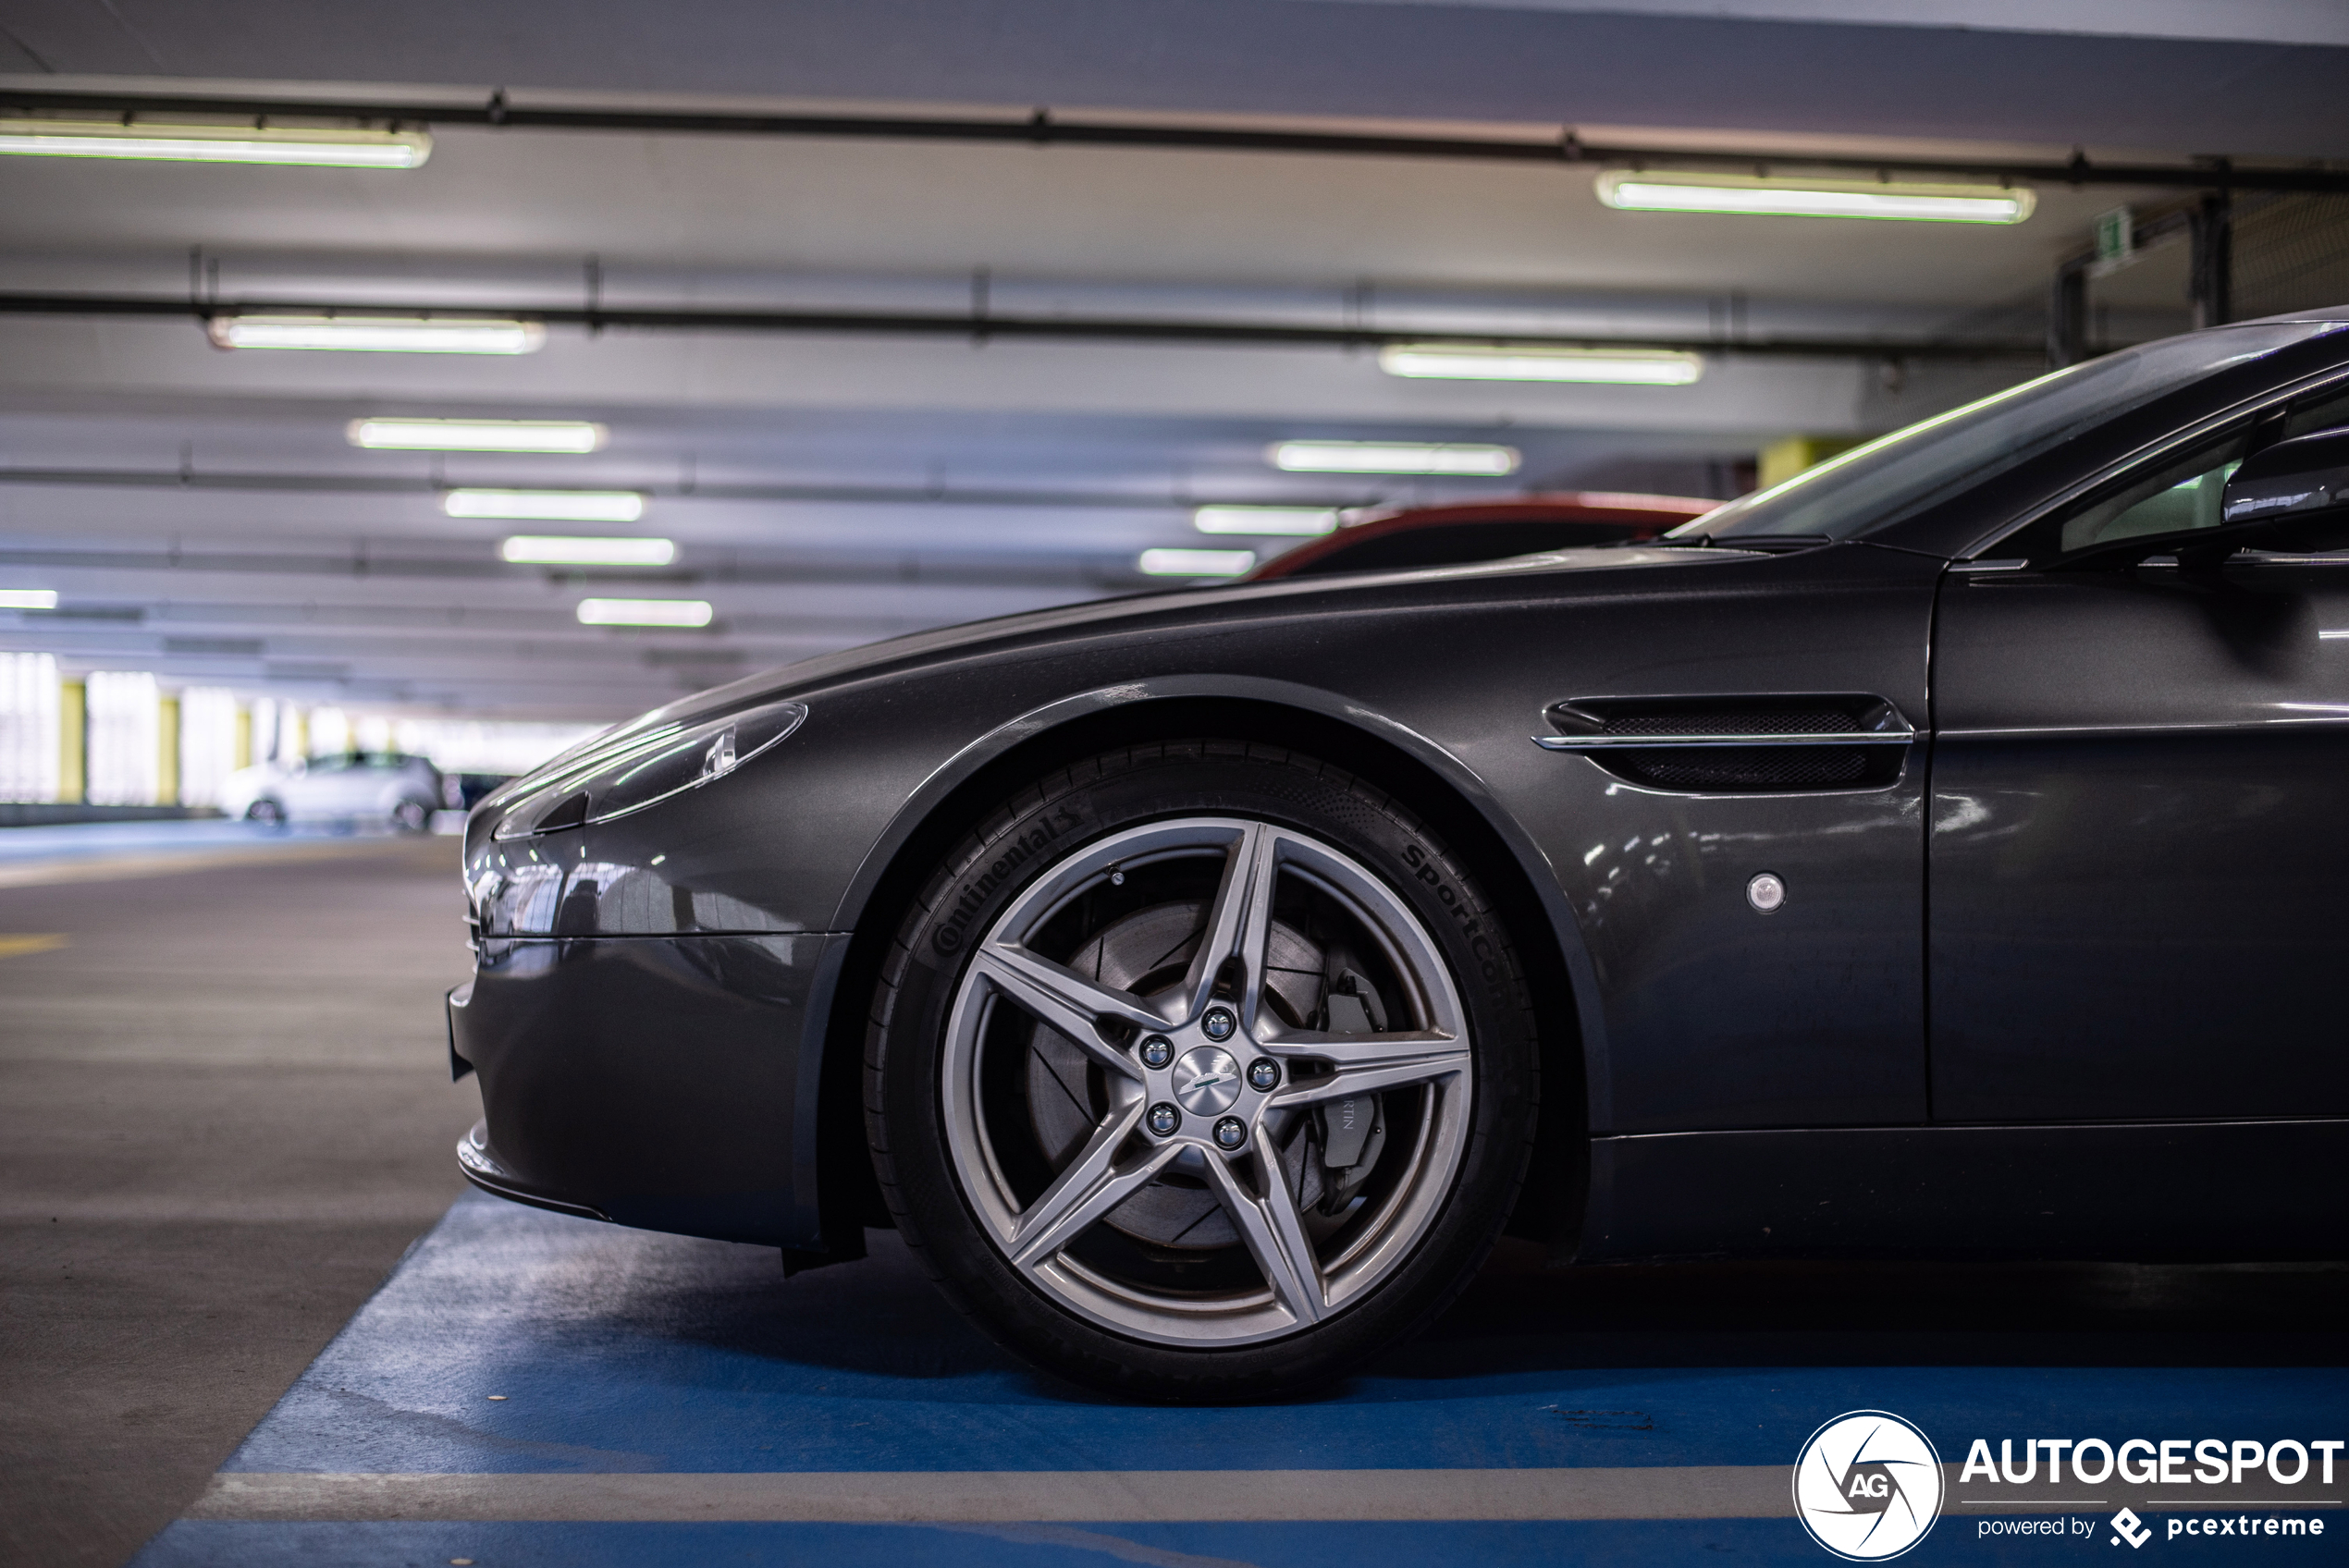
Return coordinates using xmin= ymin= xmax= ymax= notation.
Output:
xmin=824 ymin=671 xmax=1606 ymax=1091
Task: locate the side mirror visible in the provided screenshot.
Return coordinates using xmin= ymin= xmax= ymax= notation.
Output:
xmin=2220 ymin=425 xmax=2349 ymax=545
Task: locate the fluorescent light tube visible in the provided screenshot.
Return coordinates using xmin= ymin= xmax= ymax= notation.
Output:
xmin=1193 ymin=506 xmax=1341 ymax=536
xmin=1270 ymin=440 xmax=1519 ymax=476
xmin=1379 ymin=344 xmax=1703 ymax=386
xmin=577 ymin=598 xmax=713 ymax=628
xmin=0 ymin=119 xmax=430 ymax=169
xmin=1138 ymin=548 xmax=1256 ymax=577
xmin=209 ymin=315 xmax=545 ymax=354
xmin=0 ymin=588 xmax=60 ymax=609
xmin=446 ymin=490 xmax=646 ymax=523
xmin=351 ymin=419 xmax=605 ymax=453
xmin=502 ymin=535 xmax=676 ymax=567
xmin=1595 ymin=169 xmax=2033 ymax=225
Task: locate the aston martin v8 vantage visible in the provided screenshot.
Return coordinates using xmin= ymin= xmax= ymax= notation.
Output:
xmin=452 ymin=312 xmax=2349 ymax=1400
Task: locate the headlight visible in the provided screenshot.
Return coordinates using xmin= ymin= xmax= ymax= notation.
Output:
xmin=492 ymin=698 xmax=807 ymax=839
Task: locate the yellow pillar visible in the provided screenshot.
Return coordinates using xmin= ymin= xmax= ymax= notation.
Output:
xmin=1759 ymin=435 xmax=1865 ymax=491
xmin=58 ymin=680 xmax=85 ymax=804
xmin=234 ymin=705 xmax=253 ymax=770
xmin=158 ymin=695 xmax=181 ymax=806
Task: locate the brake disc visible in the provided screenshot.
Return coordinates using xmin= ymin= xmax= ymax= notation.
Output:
xmin=1024 ymin=899 xmax=1325 ymax=1249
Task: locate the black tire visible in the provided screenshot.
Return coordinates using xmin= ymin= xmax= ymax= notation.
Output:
xmin=245 ymin=798 xmax=286 ymax=828
xmin=866 ymin=740 xmax=1539 ymax=1401
xmin=389 ymin=799 xmax=429 ymax=834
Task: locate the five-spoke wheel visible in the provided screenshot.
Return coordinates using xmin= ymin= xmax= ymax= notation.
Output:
xmin=868 ymin=742 xmax=1536 ymax=1399
xmin=944 ymin=816 xmax=1474 ymax=1343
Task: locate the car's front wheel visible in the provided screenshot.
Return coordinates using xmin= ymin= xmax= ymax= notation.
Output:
xmin=867 ymin=741 xmax=1537 ymax=1400
xmin=389 ymin=799 xmax=429 ymax=834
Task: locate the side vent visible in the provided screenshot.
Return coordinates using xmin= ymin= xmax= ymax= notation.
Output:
xmin=1534 ymin=694 xmax=1914 ymax=793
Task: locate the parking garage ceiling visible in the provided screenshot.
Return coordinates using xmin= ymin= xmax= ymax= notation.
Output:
xmin=2 ymin=0 xmax=2345 ymax=717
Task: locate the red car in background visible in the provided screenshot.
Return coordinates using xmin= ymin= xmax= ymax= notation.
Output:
xmin=1244 ymin=492 xmax=1719 ymax=581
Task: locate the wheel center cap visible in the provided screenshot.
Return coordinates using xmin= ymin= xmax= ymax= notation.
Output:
xmin=1172 ymin=1046 xmax=1243 ymax=1117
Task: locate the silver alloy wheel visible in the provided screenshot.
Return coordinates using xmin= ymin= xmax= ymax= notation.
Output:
xmin=940 ymin=816 xmax=1473 ymax=1347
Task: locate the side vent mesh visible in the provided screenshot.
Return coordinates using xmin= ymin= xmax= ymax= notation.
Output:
xmin=1624 ymin=748 xmax=1870 ymax=790
xmin=1603 ymin=708 xmax=1851 ymax=738
xmin=1552 ymin=697 xmax=1908 ymax=793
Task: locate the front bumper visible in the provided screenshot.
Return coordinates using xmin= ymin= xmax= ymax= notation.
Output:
xmin=446 ymin=930 xmax=847 ymax=1248
xmin=456 ymin=1119 xmax=610 ymax=1222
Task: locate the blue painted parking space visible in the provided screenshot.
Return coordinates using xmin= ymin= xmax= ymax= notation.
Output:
xmin=133 ymin=1193 xmax=2349 ymax=1565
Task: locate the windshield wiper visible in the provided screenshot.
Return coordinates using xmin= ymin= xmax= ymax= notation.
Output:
xmin=1654 ymin=533 xmax=1835 ymax=554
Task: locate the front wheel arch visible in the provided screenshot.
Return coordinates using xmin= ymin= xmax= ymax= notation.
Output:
xmin=809 ymin=696 xmax=1588 ymax=1265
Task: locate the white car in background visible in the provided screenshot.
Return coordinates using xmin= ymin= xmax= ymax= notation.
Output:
xmin=224 ymin=752 xmax=446 ymax=832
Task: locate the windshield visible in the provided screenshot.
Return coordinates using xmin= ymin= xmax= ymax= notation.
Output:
xmin=1679 ymin=321 xmax=2344 ymax=541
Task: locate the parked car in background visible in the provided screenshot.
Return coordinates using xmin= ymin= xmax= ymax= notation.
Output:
xmin=1243 ymin=492 xmax=1718 ymax=581
xmin=225 ymin=752 xmax=445 ymax=832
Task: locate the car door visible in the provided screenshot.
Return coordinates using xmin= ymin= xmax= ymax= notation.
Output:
xmin=1929 ymin=388 xmax=2349 ymax=1122
xmin=353 ymin=758 xmax=401 ymax=815
xmin=294 ymin=755 xmax=362 ymax=815
xmin=1486 ymin=544 xmax=1943 ymax=1133
xmin=278 ymin=757 xmax=326 ymax=815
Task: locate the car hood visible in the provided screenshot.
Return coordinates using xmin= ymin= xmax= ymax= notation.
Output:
xmin=504 ymin=544 xmax=1772 ymax=792
xmin=667 ymin=543 xmax=1763 ymax=718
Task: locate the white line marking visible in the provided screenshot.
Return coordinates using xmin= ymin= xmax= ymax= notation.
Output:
xmin=194 ymin=1468 xmax=1793 ymax=1523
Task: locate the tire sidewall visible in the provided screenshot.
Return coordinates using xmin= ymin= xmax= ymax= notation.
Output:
xmin=870 ymin=742 xmax=1536 ymax=1399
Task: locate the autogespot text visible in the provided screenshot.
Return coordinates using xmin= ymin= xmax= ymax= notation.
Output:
xmin=1962 ymin=1436 xmax=2340 ymax=1550
xmin=1961 ymin=1437 xmax=2343 ymax=1488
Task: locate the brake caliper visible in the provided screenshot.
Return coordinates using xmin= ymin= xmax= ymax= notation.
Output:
xmin=1316 ymin=970 xmax=1387 ymax=1213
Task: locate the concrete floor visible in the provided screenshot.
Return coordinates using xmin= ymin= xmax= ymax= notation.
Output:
xmin=0 ymin=837 xmax=479 ymax=1568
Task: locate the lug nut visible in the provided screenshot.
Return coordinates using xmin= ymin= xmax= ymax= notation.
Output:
xmin=1200 ymin=1006 xmax=1236 ymax=1042
xmin=1148 ymin=1103 xmax=1182 ymax=1137
xmin=1247 ymin=1058 xmax=1280 ymax=1091
xmin=1139 ymin=1035 xmax=1174 ymax=1069
xmin=1212 ymin=1116 xmax=1247 ymax=1150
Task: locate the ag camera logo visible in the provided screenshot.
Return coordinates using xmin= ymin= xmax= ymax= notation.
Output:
xmin=1793 ymin=1410 xmax=1946 ymax=1561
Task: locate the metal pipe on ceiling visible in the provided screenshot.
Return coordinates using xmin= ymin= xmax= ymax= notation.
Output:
xmin=0 ymin=543 xmax=1154 ymax=591
xmin=3 ymin=87 xmax=2346 ymax=191
xmin=0 ymin=291 xmax=2048 ymax=361
xmin=0 ymin=463 xmax=1381 ymax=513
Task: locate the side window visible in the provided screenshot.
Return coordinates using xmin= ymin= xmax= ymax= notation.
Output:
xmin=2057 ymin=431 xmax=2247 ymax=553
xmin=2022 ymin=380 xmax=2349 ymax=559
xmin=2285 ymin=382 xmax=2349 ymax=440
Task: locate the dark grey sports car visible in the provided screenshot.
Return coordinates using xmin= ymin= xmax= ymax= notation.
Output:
xmin=452 ymin=310 xmax=2349 ymax=1400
